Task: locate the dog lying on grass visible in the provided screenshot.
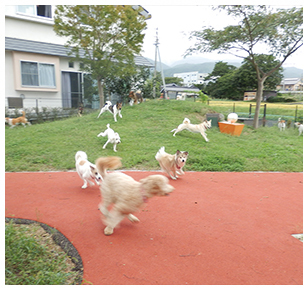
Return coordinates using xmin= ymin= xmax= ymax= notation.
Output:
xmin=155 ymin=146 xmax=188 ymax=180
xmin=96 ymin=156 xmax=174 ymax=235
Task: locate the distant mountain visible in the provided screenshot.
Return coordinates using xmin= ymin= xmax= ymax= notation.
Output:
xmin=282 ymin=67 xmax=303 ymax=79
xmin=163 ymin=62 xmax=241 ymax=77
xmin=146 ymin=57 xmax=303 ymax=79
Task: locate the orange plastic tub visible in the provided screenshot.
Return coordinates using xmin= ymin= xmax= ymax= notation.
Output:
xmin=218 ymin=122 xmax=245 ymax=136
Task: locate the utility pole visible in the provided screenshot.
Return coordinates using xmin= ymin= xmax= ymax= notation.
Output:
xmin=153 ymin=29 xmax=166 ymax=99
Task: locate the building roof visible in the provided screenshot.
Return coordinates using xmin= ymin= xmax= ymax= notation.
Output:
xmin=279 ymin=78 xmax=302 ymax=85
xmin=5 ymin=37 xmax=153 ymax=67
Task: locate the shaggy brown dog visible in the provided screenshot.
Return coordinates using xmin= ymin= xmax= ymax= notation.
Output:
xmin=96 ymin=156 xmax=174 ymax=235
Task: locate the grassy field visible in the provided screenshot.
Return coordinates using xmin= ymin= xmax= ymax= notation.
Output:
xmin=5 ymin=99 xmax=303 ymax=172
xmin=5 ymin=221 xmax=80 ymax=285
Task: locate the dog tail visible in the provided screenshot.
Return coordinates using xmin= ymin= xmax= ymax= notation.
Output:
xmin=106 ymin=123 xmax=110 ymax=129
xmin=155 ymin=146 xmax=165 ymax=161
xmin=22 ymin=111 xmax=25 ymax=117
xmin=95 ymin=156 xmax=122 ymax=177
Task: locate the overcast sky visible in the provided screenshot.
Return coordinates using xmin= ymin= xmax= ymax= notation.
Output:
xmin=140 ymin=3 xmax=304 ymax=69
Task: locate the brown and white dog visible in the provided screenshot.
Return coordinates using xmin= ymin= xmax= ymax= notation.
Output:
xmin=96 ymin=156 xmax=174 ymax=235
xmin=5 ymin=111 xmax=31 ymax=128
xmin=278 ymin=118 xmax=286 ymax=131
xmin=155 ymin=146 xmax=189 ymax=180
xmin=128 ymin=90 xmax=143 ymax=105
xmin=294 ymin=122 xmax=303 ymax=136
xmin=97 ymin=101 xmax=123 ymax=122
xmin=75 ymin=151 xmax=102 ymax=189
xmin=171 ymin=117 xmax=212 ymax=142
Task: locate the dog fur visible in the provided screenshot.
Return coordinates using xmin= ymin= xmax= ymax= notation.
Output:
xmin=128 ymin=90 xmax=143 ymax=105
xmin=75 ymin=151 xmax=102 ymax=189
xmin=5 ymin=111 xmax=31 ymax=128
xmin=96 ymin=156 xmax=174 ymax=235
xmin=294 ymin=122 xmax=303 ymax=136
xmin=171 ymin=117 xmax=212 ymax=142
xmin=278 ymin=118 xmax=286 ymax=131
xmin=97 ymin=101 xmax=123 ymax=122
xmin=97 ymin=124 xmax=121 ymax=152
xmin=155 ymin=146 xmax=188 ymax=180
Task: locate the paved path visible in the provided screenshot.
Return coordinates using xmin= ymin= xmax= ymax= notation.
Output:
xmin=5 ymin=171 xmax=303 ymax=285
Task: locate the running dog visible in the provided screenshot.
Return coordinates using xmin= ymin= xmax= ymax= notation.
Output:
xmin=171 ymin=117 xmax=212 ymax=142
xmin=97 ymin=124 xmax=121 ymax=152
xmin=5 ymin=111 xmax=31 ymax=128
xmin=294 ymin=122 xmax=303 ymax=136
xmin=278 ymin=118 xmax=286 ymax=131
xmin=97 ymin=101 xmax=123 ymax=122
xmin=155 ymin=146 xmax=188 ymax=180
xmin=75 ymin=151 xmax=102 ymax=189
xmin=96 ymin=156 xmax=174 ymax=235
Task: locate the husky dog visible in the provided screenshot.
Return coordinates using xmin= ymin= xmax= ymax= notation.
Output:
xmin=97 ymin=124 xmax=121 ymax=152
xmin=171 ymin=118 xmax=212 ymax=142
xmin=155 ymin=146 xmax=189 ymax=180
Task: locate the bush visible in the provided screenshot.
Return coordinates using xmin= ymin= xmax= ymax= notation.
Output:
xmin=267 ymin=96 xmax=296 ymax=103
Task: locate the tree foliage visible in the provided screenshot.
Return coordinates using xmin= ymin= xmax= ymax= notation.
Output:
xmin=53 ymin=5 xmax=147 ymax=106
xmin=187 ymin=5 xmax=303 ymax=128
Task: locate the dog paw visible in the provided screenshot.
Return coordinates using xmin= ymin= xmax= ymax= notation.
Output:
xmin=81 ymin=185 xmax=88 ymax=189
xmin=128 ymin=214 xmax=140 ymax=223
xmin=104 ymin=227 xmax=114 ymax=235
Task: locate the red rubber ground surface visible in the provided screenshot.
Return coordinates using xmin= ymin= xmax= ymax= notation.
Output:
xmin=5 ymin=171 xmax=303 ymax=285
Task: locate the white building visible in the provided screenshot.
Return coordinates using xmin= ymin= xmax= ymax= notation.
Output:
xmin=173 ymin=71 xmax=208 ymax=85
xmin=5 ymin=5 xmax=152 ymax=110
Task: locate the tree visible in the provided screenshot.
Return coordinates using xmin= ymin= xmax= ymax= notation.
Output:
xmin=236 ymin=54 xmax=283 ymax=91
xmin=187 ymin=5 xmax=303 ymax=128
xmin=53 ymin=5 xmax=147 ymax=107
xmin=164 ymin=77 xmax=183 ymax=86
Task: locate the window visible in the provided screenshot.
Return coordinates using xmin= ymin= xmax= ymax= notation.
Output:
xmin=17 ymin=5 xmax=52 ymax=18
xmin=21 ymin=61 xmax=56 ymax=88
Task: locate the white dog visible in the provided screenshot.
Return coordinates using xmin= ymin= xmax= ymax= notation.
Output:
xmin=97 ymin=101 xmax=123 ymax=122
xmin=278 ymin=118 xmax=286 ymax=131
xmin=95 ymin=156 xmax=174 ymax=235
xmin=97 ymin=124 xmax=121 ymax=152
xmin=171 ymin=117 xmax=212 ymax=142
xmin=294 ymin=122 xmax=303 ymax=136
xmin=155 ymin=146 xmax=188 ymax=180
xmin=75 ymin=151 xmax=102 ymax=189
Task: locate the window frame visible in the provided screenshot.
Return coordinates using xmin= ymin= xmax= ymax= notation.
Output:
xmin=20 ymin=60 xmax=56 ymax=88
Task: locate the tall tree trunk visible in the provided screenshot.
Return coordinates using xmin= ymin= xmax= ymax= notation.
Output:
xmin=253 ymin=78 xmax=265 ymax=129
xmin=98 ymin=78 xmax=105 ymax=108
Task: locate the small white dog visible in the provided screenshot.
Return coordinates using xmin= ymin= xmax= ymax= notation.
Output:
xmin=294 ymin=122 xmax=303 ymax=136
xmin=278 ymin=118 xmax=286 ymax=131
xmin=97 ymin=101 xmax=123 ymax=122
xmin=95 ymin=156 xmax=174 ymax=235
xmin=155 ymin=146 xmax=188 ymax=180
xmin=97 ymin=124 xmax=121 ymax=152
xmin=171 ymin=117 xmax=212 ymax=142
xmin=75 ymin=151 xmax=102 ymax=189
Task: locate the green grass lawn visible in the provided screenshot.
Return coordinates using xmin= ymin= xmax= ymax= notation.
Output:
xmin=5 ymin=99 xmax=303 ymax=172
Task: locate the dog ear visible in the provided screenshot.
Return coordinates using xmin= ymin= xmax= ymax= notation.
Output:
xmin=183 ymin=151 xmax=189 ymax=156
xmin=176 ymin=150 xmax=180 ymax=155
